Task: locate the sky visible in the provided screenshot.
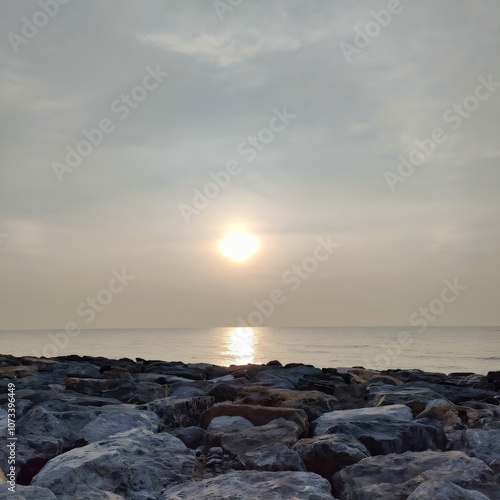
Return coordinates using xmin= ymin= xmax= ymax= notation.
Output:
xmin=1 ymin=0 xmax=499 ymax=330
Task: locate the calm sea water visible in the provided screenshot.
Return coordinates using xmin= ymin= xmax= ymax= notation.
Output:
xmin=1 ymin=327 xmax=499 ymax=375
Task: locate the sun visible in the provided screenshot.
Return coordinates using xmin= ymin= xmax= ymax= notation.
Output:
xmin=219 ymin=231 xmax=260 ymax=263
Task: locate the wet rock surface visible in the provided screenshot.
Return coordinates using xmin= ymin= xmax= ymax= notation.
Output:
xmin=1 ymin=354 xmax=499 ymax=498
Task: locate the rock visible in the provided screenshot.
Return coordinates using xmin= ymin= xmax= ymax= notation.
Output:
xmin=293 ymin=434 xmax=369 ymax=481
xmin=17 ymin=401 xmax=101 ymax=448
xmin=220 ymin=418 xmax=302 ymax=457
xmin=250 ymin=365 xmax=323 ymax=389
xmin=454 ymin=427 xmax=500 ymax=465
xmin=137 ymin=396 xmax=215 ymax=428
xmin=404 ymin=381 xmax=499 ymax=404
xmin=313 ymin=404 xmax=413 ymax=435
xmin=80 ymin=408 xmax=160 ymax=443
xmin=201 ymin=403 xmax=309 ymax=437
xmin=313 ymin=404 xmax=446 ymax=455
xmin=0 ymin=484 xmax=57 ymax=499
xmin=416 ymin=399 xmax=461 ymax=428
xmin=332 ymin=384 xmax=369 ymax=410
xmin=0 ymin=434 xmax=64 ymax=485
xmin=31 ymin=428 xmax=196 ymax=498
xmin=160 ymin=470 xmax=336 ymax=499
xmin=169 ymin=385 xmax=207 ymax=398
xmin=367 ymin=385 xmax=446 ymax=415
xmin=234 ymin=386 xmax=337 ymax=421
xmin=239 ymin=443 xmax=306 ymax=471
xmin=332 ymin=450 xmax=500 ymax=499
xmin=206 ymin=415 xmax=254 ymax=447
xmin=317 ymin=419 xmax=446 ymax=456
xmin=407 ymin=481 xmax=491 ymax=499
xmin=490 ymin=458 xmax=500 ymax=474
xmin=165 ymin=426 xmax=206 ymax=449
xmin=2 ymin=388 xmax=121 ymax=407
xmin=208 ymin=383 xmax=238 ymax=402
xmin=143 ymin=362 xmax=206 ymax=380
xmin=340 ymin=367 xmax=402 ymax=385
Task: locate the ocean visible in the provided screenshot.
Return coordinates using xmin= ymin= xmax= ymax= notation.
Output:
xmin=1 ymin=326 xmax=499 ymax=375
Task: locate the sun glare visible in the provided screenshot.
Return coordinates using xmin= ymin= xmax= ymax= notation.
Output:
xmin=219 ymin=231 xmax=260 ymax=263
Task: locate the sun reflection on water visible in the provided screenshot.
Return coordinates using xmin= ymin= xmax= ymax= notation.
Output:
xmin=223 ymin=327 xmax=256 ymax=365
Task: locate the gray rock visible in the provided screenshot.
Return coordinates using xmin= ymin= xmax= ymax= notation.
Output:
xmin=239 ymin=443 xmax=306 ymax=471
xmin=137 ymin=396 xmax=214 ymax=428
xmin=165 ymin=426 xmax=206 ymax=449
xmin=293 ymin=434 xmax=369 ymax=481
xmin=206 ymin=415 xmax=254 ymax=447
xmin=80 ymin=408 xmax=160 ymax=443
xmin=332 ymin=450 xmax=500 ymax=500
xmin=220 ymin=418 xmax=302 ymax=457
xmin=0 ymin=434 xmax=64 ymax=485
xmin=17 ymin=401 xmax=101 ymax=448
xmin=313 ymin=404 xmax=413 ymax=436
xmin=407 ymin=481 xmax=491 ymax=500
xmin=31 ymin=428 xmax=196 ymax=499
xmin=160 ymin=470 xmax=336 ymax=499
xmin=6 ymin=389 xmax=121 ymax=407
xmin=208 ymin=383 xmax=238 ymax=402
xmin=316 ymin=419 xmax=447 ymax=456
xmin=367 ymin=384 xmax=446 ymax=414
xmin=169 ymin=385 xmax=207 ymax=398
xmin=405 ymin=381 xmax=499 ymax=404
xmin=0 ymin=484 xmax=57 ymax=499
xmin=454 ymin=427 xmax=500 ymax=465
xmin=250 ymin=365 xmax=323 ymax=389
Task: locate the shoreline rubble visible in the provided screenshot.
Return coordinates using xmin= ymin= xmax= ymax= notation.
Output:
xmin=1 ymin=354 xmax=499 ymax=499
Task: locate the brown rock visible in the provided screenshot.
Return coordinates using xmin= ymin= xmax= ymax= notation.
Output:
xmin=235 ymin=386 xmax=336 ymax=420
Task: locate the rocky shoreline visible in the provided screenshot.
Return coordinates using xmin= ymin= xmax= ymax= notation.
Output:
xmin=1 ymin=354 xmax=499 ymax=499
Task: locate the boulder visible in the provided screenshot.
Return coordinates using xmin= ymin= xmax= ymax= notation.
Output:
xmin=293 ymin=434 xmax=369 ymax=481
xmin=3 ymin=388 xmax=121 ymax=407
xmin=31 ymin=428 xmax=196 ymax=498
xmin=239 ymin=443 xmax=306 ymax=472
xmin=160 ymin=470 xmax=336 ymax=499
xmin=404 ymin=381 xmax=499 ymax=404
xmin=454 ymin=427 xmax=500 ymax=465
xmin=137 ymin=396 xmax=215 ymax=428
xmin=80 ymin=408 xmax=160 ymax=443
xmin=0 ymin=434 xmax=64 ymax=485
xmin=0 ymin=484 xmax=57 ymax=499
xmin=367 ymin=385 xmax=446 ymax=415
xmin=250 ymin=365 xmax=323 ymax=389
xmin=17 ymin=401 xmax=101 ymax=448
xmin=234 ymin=386 xmax=336 ymax=421
xmin=220 ymin=418 xmax=302 ymax=457
xmin=315 ymin=419 xmax=446 ymax=456
xmin=201 ymin=403 xmax=309 ymax=437
xmin=206 ymin=416 xmax=254 ymax=447
xmin=313 ymin=404 xmax=413 ymax=435
xmin=416 ymin=399 xmax=462 ymax=428
xmin=208 ymin=383 xmax=238 ymax=402
xmin=332 ymin=384 xmax=369 ymax=410
xmin=332 ymin=450 xmax=500 ymax=499
xmin=407 ymin=481 xmax=491 ymax=499
xmin=165 ymin=426 xmax=206 ymax=449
